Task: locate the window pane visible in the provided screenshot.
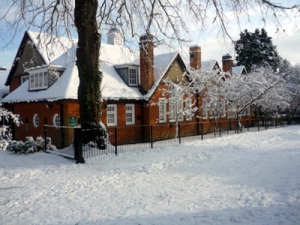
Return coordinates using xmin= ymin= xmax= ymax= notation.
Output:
xmin=30 ymin=74 xmax=34 ymax=89
xmin=159 ymin=99 xmax=166 ymax=122
xmin=129 ymin=69 xmax=137 ymax=85
xmin=107 ymin=105 xmax=117 ymax=126
xmin=35 ymin=73 xmax=38 ymax=87
xmin=126 ymin=104 xmax=134 ymax=124
xmin=44 ymin=72 xmax=48 ymax=87
xmin=38 ymin=73 xmax=43 ymax=87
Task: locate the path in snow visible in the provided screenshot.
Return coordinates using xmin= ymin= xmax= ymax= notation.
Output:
xmin=0 ymin=126 xmax=300 ymax=225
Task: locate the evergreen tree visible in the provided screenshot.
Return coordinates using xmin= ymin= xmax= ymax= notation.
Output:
xmin=235 ymin=28 xmax=281 ymax=72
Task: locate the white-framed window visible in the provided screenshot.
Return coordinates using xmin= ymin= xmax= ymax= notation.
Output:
xmin=33 ymin=114 xmax=39 ymax=127
xmin=202 ymin=100 xmax=208 ymax=119
xmin=159 ymin=98 xmax=167 ymax=123
xmin=53 ymin=114 xmax=60 ymax=127
xmin=246 ymin=106 xmax=251 ymax=116
xmin=177 ymin=97 xmax=183 ymax=121
xmin=126 ymin=104 xmax=135 ymax=125
xmin=241 ymin=105 xmax=246 ymax=116
xmin=128 ymin=68 xmax=138 ymax=86
xmin=107 ymin=104 xmax=117 ymax=126
xmin=185 ymin=98 xmax=192 ymax=121
xmin=29 ymin=69 xmax=48 ymax=90
xmin=220 ymin=100 xmax=226 ymax=118
xmin=169 ymin=96 xmax=183 ymax=122
xmin=169 ymin=98 xmax=176 ymax=122
xmin=21 ymin=75 xmax=29 ymax=84
xmin=209 ymin=103 xmax=220 ymax=119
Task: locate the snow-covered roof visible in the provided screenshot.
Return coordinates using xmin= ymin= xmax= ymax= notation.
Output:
xmin=232 ymin=66 xmax=246 ymax=75
xmin=201 ymin=60 xmax=219 ymax=71
xmin=2 ymin=31 xmax=183 ymax=103
xmin=27 ymin=30 xmax=77 ymax=65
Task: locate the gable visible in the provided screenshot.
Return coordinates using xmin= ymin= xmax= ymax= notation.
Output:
xmin=12 ymin=40 xmax=45 ymax=79
xmin=5 ymin=32 xmax=45 ymax=86
xmin=163 ymin=59 xmax=187 ymax=84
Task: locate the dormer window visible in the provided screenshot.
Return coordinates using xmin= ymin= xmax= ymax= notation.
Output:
xmin=114 ymin=65 xmax=139 ymax=87
xmin=26 ymin=65 xmax=65 ymax=91
xmin=30 ymin=70 xmax=48 ymax=90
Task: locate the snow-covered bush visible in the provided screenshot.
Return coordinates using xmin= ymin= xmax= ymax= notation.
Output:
xmin=6 ymin=136 xmax=56 ymax=154
xmin=0 ymin=103 xmax=21 ymax=145
xmin=0 ymin=139 xmax=9 ymax=150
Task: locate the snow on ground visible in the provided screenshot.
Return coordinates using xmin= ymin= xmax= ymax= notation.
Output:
xmin=1 ymin=126 xmax=300 ymax=225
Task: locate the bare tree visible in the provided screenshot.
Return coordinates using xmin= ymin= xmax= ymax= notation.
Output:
xmin=1 ymin=0 xmax=299 ymax=129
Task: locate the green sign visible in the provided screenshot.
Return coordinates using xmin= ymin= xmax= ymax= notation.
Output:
xmin=69 ymin=116 xmax=77 ymax=127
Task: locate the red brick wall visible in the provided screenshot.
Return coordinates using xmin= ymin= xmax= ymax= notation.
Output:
xmin=11 ymin=101 xmax=80 ymax=148
xmin=10 ymin=77 xmax=21 ymax=93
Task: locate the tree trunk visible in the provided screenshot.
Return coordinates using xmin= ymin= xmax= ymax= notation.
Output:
xmin=74 ymin=0 xmax=102 ymax=129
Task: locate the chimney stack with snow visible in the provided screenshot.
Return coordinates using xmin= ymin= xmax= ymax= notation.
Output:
xmin=189 ymin=45 xmax=201 ymax=71
xmin=139 ymin=34 xmax=154 ymax=93
xmin=222 ymin=53 xmax=233 ymax=74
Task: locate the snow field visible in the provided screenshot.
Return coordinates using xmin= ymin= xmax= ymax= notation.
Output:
xmin=0 ymin=126 xmax=300 ymax=225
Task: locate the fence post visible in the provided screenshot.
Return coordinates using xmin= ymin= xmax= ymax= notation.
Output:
xmin=74 ymin=128 xmax=84 ymax=164
xmin=214 ymin=121 xmax=216 ymax=137
xmin=265 ymin=116 xmax=267 ymax=130
xmin=151 ymin=125 xmax=153 ymax=149
xmin=115 ymin=127 xmax=118 ymax=155
xmin=275 ymin=116 xmax=277 ymax=128
xmin=258 ymin=119 xmax=260 ymax=131
xmin=247 ymin=120 xmax=249 ymax=132
xmin=178 ymin=123 xmax=181 ymax=144
xmin=219 ymin=121 xmax=221 ymax=137
xmin=201 ymin=123 xmax=203 ymax=140
xmin=44 ymin=126 xmax=47 ymax=151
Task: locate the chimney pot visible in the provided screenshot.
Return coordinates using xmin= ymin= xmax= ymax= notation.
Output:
xmin=222 ymin=53 xmax=233 ymax=74
xmin=189 ymin=45 xmax=201 ymax=70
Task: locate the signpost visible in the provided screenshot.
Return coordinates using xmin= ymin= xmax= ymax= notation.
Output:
xmin=69 ymin=116 xmax=77 ymax=127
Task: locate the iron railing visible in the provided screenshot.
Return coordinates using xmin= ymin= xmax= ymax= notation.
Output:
xmin=45 ymin=116 xmax=300 ymax=163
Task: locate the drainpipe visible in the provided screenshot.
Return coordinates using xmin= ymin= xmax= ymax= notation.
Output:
xmin=56 ymin=102 xmax=64 ymax=148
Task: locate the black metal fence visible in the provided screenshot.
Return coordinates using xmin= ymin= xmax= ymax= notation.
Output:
xmin=45 ymin=116 xmax=300 ymax=163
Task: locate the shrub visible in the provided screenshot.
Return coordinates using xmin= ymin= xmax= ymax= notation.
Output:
xmin=6 ymin=136 xmax=56 ymax=154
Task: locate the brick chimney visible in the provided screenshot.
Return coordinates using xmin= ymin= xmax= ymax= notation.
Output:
xmin=139 ymin=34 xmax=154 ymax=93
xmin=189 ymin=45 xmax=201 ymax=70
xmin=222 ymin=53 xmax=233 ymax=74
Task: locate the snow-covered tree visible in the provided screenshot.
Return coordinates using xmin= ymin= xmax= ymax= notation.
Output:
xmin=153 ymin=68 xmax=229 ymax=137
xmin=224 ymin=65 xmax=288 ymax=127
xmin=0 ymin=104 xmax=20 ymax=147
xmin=196 ymin=70 xmax=228 ymax=131
xmin=235 ymin=28 xmax=281 ymax=72
xmin=279 ymin=61 xmax=300 ymax=116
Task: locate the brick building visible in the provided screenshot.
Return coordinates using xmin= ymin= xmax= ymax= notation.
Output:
xmin=2 ymin=29 xmax=251 ymax=148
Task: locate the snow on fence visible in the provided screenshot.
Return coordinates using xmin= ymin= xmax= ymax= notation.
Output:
xmin=44 ymin=117 xmax=300 ymax=163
